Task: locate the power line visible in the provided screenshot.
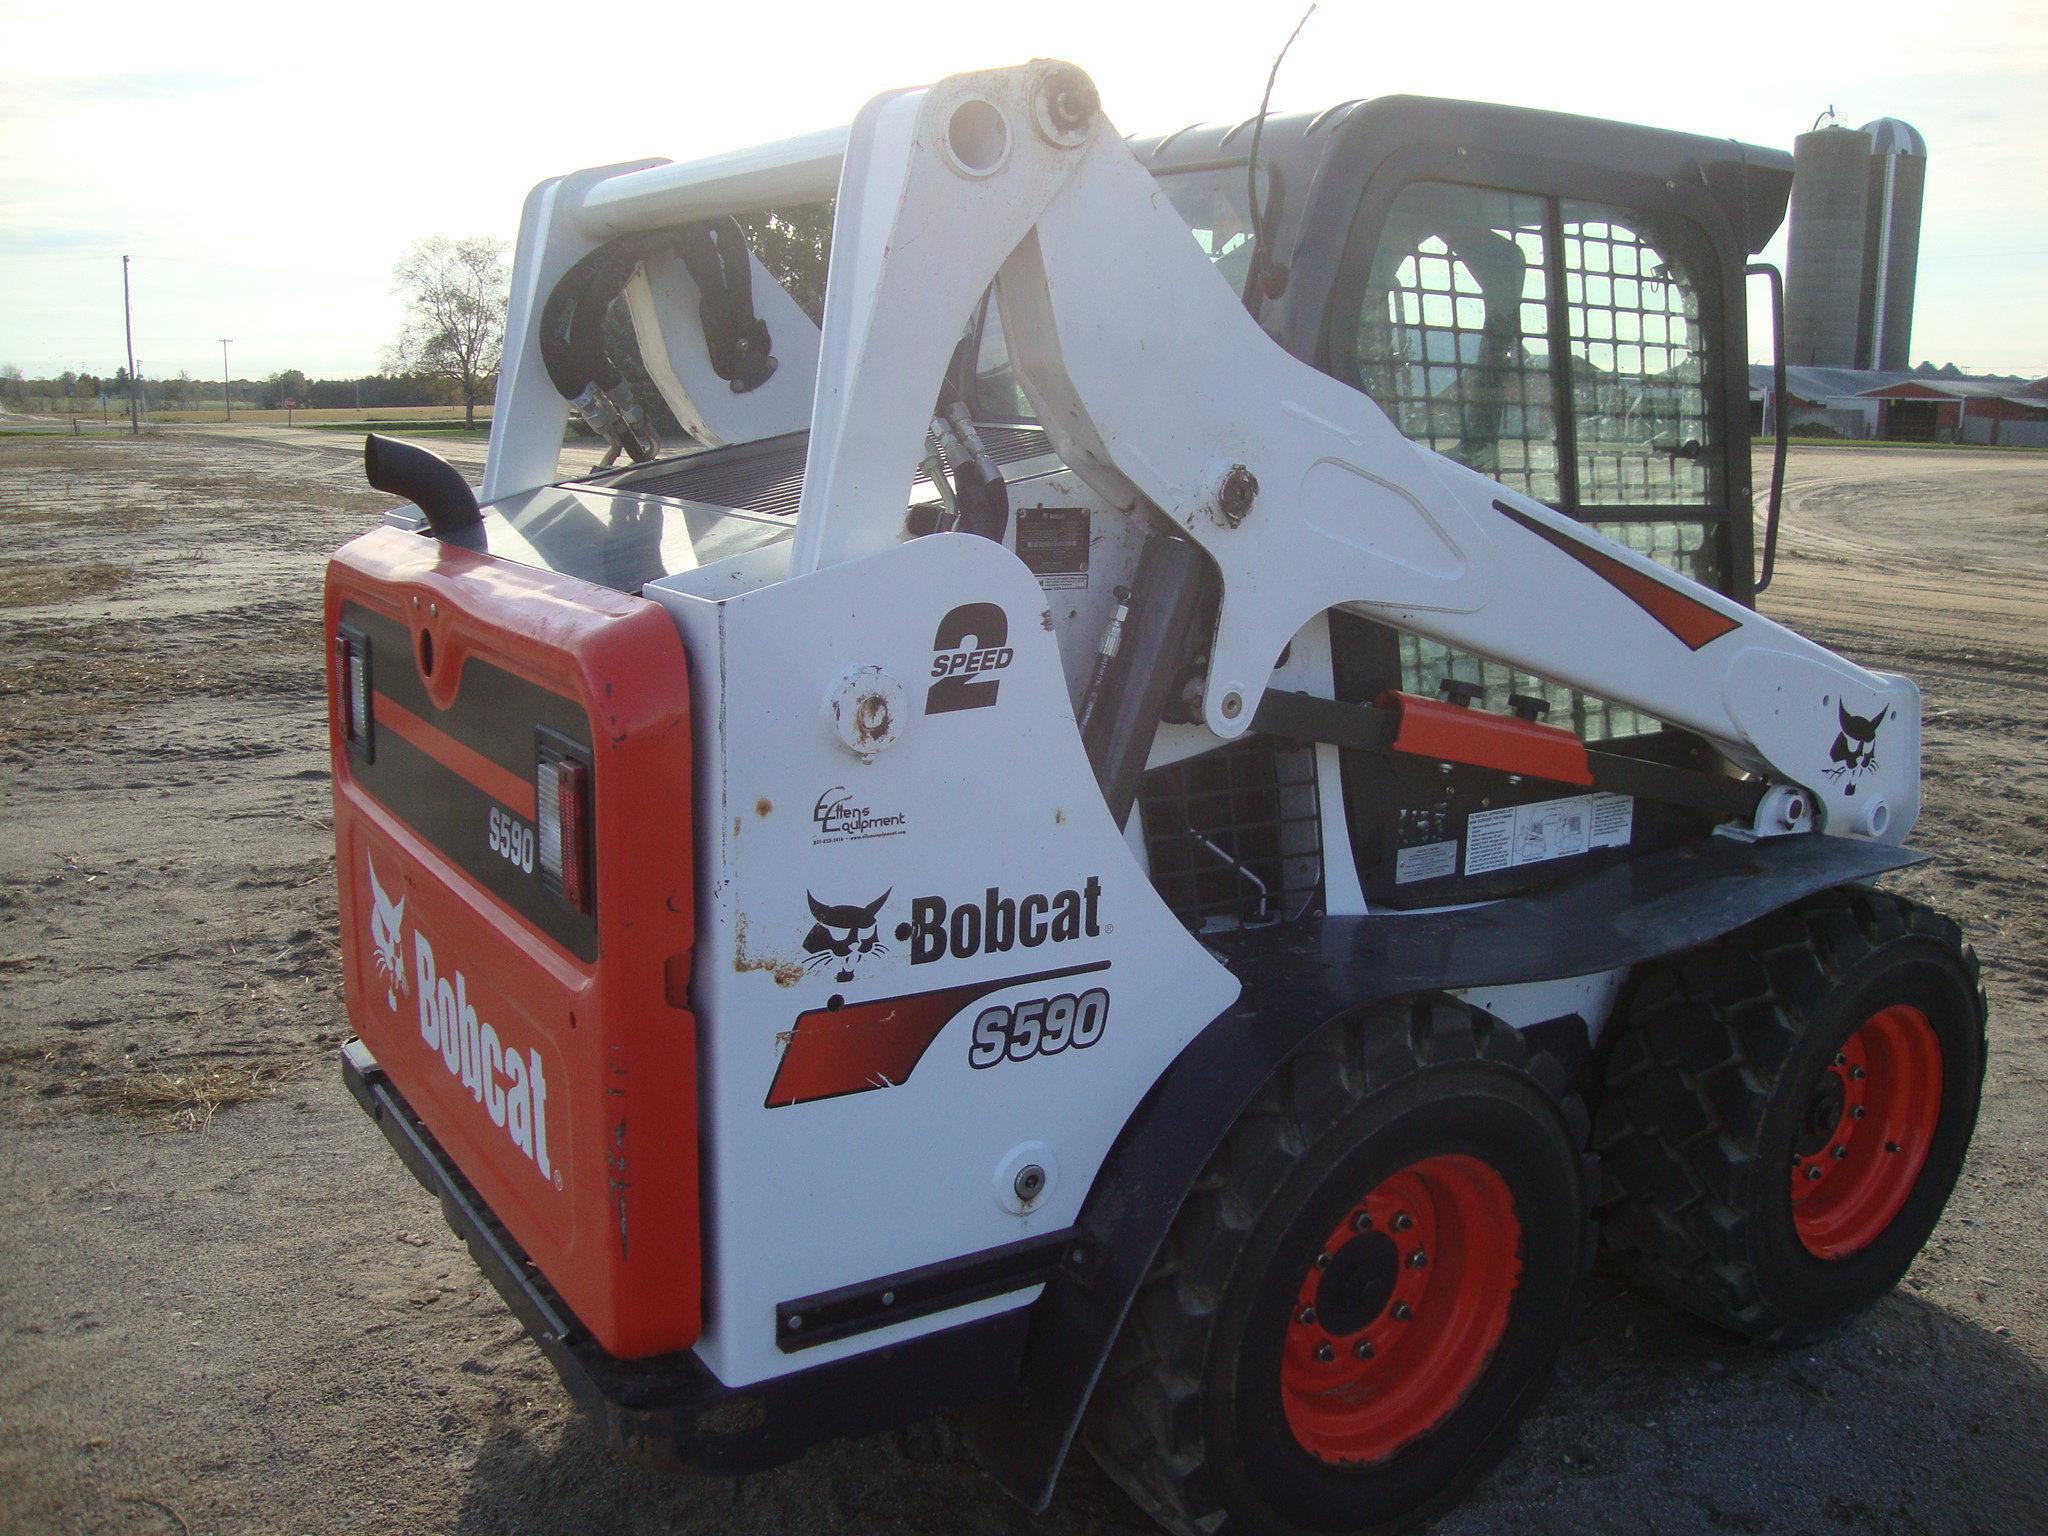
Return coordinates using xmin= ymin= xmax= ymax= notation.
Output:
xmin=121 ymin=256 xmax=138 ymax=435
xmin=1 ymin=250 xmax=390 ymax=282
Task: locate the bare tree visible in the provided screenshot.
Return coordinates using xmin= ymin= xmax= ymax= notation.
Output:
xmin=383 ymin=236 xmax=509 ymax=427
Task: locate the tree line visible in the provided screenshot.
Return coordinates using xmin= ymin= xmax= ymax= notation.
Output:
xmin=6 ymin=209 xmax=832 ymax=424
xmin=0 ymin=364 xmax=481 ymax=414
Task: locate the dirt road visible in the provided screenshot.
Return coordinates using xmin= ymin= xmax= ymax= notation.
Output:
xmin=2 ymin=435 xmax=2043 ymax=1535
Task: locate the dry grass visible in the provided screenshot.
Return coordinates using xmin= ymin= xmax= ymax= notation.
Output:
xmin=0 ymin=561 xmax=131 ymax=607
xmin=104 ymin=1060 xmax=305 ymax=1133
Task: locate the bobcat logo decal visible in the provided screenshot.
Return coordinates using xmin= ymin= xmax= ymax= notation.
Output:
xmin=1828 ymin=702 xmax=1884 ymax=779
xmin=803 ymin=889 xmax=891 ymax=984
xmin=367 ymin=855 xmax=408 ymax=1011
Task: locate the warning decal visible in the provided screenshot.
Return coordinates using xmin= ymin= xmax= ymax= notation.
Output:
xmin=1464 ymin=792 xmax=1633 ymax=877
xmin=1395 ymin=840 xmax=1459 ymax=885
xmin=1015 ymin=505 xmax=1091 ymax=589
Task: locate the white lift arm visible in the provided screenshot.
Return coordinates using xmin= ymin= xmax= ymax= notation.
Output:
xmin=785 ymin=61 xmax=1917 ymax=844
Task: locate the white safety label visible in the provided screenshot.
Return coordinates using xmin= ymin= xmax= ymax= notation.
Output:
xmin=1464 ymin=792 xmax=1633 ymax=877
xmin=1394 ymin=839 xmax=1459 ymax=884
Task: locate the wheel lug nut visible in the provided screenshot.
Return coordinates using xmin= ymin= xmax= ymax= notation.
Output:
xmin=1353 ymin=1211 xmax=1373 ymax=1232
xmin=1805 ymin=1165 xmax=1824 ymax=1181
xmin=1393 ymin=1302 xmax=1413 ymax=1321
xmin=1392 ymin=1213 xmax=1414 ymax=1232
xmin=1833 ymin=1146 xmax=1849 ymax=1160
xmin=1850 ymin=1066 xmax=1866 ymax=1081
xmin=1314 ymin=1251 xmax=1332 ymax=1269
xmin=1297 ymin=1306 xmax=1317 ymax=1326
xmin=1314 ymin=1342 xmax=1335 ymax=1363
xmin=1835 ymin=1052 xmax=1848 ymax=1066
xmin=1354 ymin=1339 xmax=1375 ymax=1360
xmin=1408 ymin=1250 xmax=1428 ymax=1268
xmin=1851 ymin=1105 xmax=1866 ymax=1119
xmin=1885 ymin=1141 xmax=1901 ymax=1154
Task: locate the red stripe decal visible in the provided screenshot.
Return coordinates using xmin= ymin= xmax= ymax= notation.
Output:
xmin=375 ymin=692 xmax=538 ymax=819
xmin=766 ymin=962 xmax=1110 ymax=1109
xmin=1492 ymin=500 xmax=1742 ymax=651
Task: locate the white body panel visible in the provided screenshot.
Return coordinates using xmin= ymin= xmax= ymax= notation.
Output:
xmin=576 ymin=126 xmax=849 ymax=237
xmin=647 ymin=533 xmax=1237 ymax=1386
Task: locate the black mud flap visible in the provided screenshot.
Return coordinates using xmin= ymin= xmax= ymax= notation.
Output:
xmin=959 ymin=833 xmax=1924 ymax=1509
xmin=342 ymin=1040 xmax=1026 ymax=1473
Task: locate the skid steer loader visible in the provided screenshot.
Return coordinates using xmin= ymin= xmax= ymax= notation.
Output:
xmin=328 ymin=61 xmax=1986 ymax=1535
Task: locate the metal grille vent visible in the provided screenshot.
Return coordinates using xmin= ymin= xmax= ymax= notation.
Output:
xmin=590 ymin=424 xmax=1053 ymax=515
xmin=1139 ymin=739 xmax=1322 ymax=934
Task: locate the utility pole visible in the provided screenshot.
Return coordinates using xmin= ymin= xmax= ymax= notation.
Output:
xmin=219 ymin=338 xmax=234 ymax=421
xmin=121 ymin=256 xmax=140 ymax=435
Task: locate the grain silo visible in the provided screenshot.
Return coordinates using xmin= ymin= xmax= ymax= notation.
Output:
xmin=1783 ymin=115 xmax=1926 ymax=370
xmin=1860 ymin=118 xmax=1926 ymax=371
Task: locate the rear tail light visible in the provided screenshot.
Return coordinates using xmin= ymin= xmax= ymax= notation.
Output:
xmin=335 ymin=625 xmax=373 ymax=758
xmin=537 ymin=737 xmax=591 ymax=912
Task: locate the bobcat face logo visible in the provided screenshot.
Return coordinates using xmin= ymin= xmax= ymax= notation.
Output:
xmin=367 ymin=855 xmax=408 ymax=1011
xmin=1828 ymin=702 xmax=1884 ymax=779
xmin=803 ymin=889 xmax=891 ymax=984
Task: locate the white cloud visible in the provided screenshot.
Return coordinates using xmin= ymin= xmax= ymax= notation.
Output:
xmin=2 ymin=0 xmax=2042 ymax=378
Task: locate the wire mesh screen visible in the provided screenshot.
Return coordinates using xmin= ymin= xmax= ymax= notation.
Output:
xmin=1395 ymin=517 xmax=1723 ymax=741
xmin=1561 ymin=203 xmax=1715 ymax=507
xmin=1334 ymin=183 xmax=1728 ymax=744
xmin=1139 ymin=739 xmax=1322 ymax=934
xmin=1346 ymin=184 xmax=1560 ymax=504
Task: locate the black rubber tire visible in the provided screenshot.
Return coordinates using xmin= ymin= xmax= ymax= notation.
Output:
xmin=1081 ymin=998 xmax=1597 ymax=1536
xmin=1594 ymin=886 xmax=1987 ymax=1346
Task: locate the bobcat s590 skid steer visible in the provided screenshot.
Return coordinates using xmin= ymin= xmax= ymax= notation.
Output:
xmin=328 ymin=61 xmax=1987 ymax=1535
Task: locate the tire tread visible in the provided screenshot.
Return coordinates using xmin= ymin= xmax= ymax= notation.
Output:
xmin=1082 ymin=998 xmax=1594 ymax=1536
xmin=1594 ymin=888 xmax=1987 ymax=1345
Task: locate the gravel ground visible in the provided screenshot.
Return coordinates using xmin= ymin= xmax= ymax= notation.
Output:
xmin=1 ymin=433 xmax=2043 ymax=1535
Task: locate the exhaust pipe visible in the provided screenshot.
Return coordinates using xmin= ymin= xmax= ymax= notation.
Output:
xmin=364 ymin=434 xmax=483 ymax=543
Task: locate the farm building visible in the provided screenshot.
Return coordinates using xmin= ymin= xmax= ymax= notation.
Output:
xmin=1750 ymin=366 xmax=2048 ymax=446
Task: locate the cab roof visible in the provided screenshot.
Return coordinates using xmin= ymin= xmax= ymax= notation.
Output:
xmin=1129 ymin=95 xmax=1794 ymax=256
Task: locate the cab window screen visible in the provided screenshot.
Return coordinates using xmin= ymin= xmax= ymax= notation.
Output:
xmin=1560 ymin=202 xmax=1719 ymax=507
xmin=1330 ymin=180 xmax=1732 ymax=743
xmin=1158 ymin=166 xmax=1258 ymax=291
xmin=1341 ymin=183 xmax=1559 ymax=504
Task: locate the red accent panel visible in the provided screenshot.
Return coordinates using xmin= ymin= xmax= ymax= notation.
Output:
xmin=376 ymin=692 xmax=539 ymax=820
xmin=325 ymin=526 xmax=698 ymax=1360
xmin=1590 ymin=556 xmax=1744 ymax=652
xmin=1491 ymin=499 xmax=1742 ymax=652
xmin=767 ymin=962 xmax=1109 ymax=1108
xmin=1385 ymin=692 xmax=1594 ymax=787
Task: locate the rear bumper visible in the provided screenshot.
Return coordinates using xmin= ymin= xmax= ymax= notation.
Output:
xmin=342 ymin=1039 xmax=1025 ymax=1472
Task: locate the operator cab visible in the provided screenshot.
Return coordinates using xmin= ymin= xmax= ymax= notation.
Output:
xmin=1109 ymin=98 xmax=1792 ymax=916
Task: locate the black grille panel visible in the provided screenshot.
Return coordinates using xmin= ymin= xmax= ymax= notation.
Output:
xmin=1139 ymin=739 xmax=1322 ymax=934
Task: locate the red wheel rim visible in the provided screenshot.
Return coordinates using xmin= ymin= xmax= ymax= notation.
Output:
xmin=1280 ymin=1153 xmax=1521 ymax=1465
xmin=1789 ymin=1004 xmax=1943 ymax=1260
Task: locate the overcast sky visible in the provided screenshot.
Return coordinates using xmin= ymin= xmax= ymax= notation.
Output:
xmin=3 ymin=0 xmax=2044 ymax=384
